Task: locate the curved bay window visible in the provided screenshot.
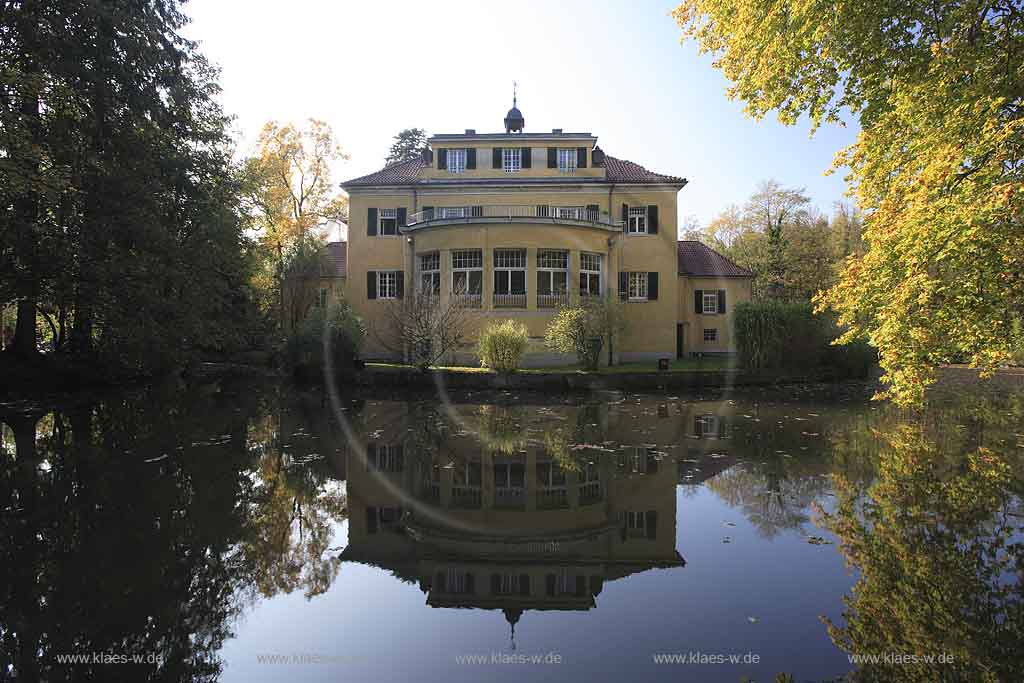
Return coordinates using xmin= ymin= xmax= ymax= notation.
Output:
xmin=536 ymin=249 xmax=569 ymax=308
xmin=451 ymin=249 xmax=482 ymax=307
xmin=493 ymin=248 xmax=527 ymax=308
xmin=419 ymin=252 xmax=440 ymax=296
xmin=580 ymin=252 xmax=602 ymax=297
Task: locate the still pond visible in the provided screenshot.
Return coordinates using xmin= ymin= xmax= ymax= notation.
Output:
xmin=1 ymin=378 xmax=1022 ymax=682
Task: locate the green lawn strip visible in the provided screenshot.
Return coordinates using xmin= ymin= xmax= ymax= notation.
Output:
xmin=365 ymin=357 xmax=734 ymax=375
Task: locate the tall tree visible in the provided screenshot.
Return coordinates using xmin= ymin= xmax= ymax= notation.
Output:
xmin=744 ymin=180 xmax=811 ymax=287
xmin=384 ymin=127 xmax=428 ymax=165
xmin=675 ymin=0 xmax=1024 ymax=404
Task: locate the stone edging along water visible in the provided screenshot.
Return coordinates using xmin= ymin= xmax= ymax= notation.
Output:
xmin=352 ymin=365 xmax=856 ymax=391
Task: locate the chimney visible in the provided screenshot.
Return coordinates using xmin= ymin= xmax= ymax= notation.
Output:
xmin=552 ymin=128 xmax=563 ymax=134
xmin=465 ymin=129 xmax=476 ymax=135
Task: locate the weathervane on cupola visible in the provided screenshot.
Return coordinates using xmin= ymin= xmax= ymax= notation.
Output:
xmin=504 ymin=81 xmax=524 ymax=134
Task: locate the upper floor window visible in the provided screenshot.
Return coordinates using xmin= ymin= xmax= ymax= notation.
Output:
xmin=580 ymin=252 xmax=602 ymax=296
xmin=447 ymin=148 xmax=466 ymax=174
xmin=703 ymin=292 xmax=719 ymax=314
xmin=439 ymin=206 xmax=469 ymax=219
xmin=557 ymin=148 xmax=577 ymax=173
xmin=419 ymin=252 xmax=440 ymax=295
xmin=554 ymin=206 xmax=584 ymax=220
xmin=628 ymin=207 xmax=647 ymax=234
xmin=379 ymin=208 xmax=398 ymax=236
xmin=502 ymin=147 xmax=521 ymax=173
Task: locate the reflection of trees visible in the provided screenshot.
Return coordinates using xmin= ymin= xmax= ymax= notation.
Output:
xmin=0 ymin=382 xmax=350 ymax=679
xmin=706 ymin=464 xmax=832 ymax=537
xmin=820 ymin=424 xmax=1024 ymax=682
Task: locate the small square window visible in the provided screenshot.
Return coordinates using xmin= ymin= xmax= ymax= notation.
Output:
xmin=502 ymin=148 xmax=521 ymax=173
xmin=379 ymin=208 xmax=397 ymax=236
xmin=447 ymin=149 xmax=466 ymax=174
xmin=703 ymin=292 xmax=719 ymax=314
xmin=703 ymin=328 xmax=718 ymax=342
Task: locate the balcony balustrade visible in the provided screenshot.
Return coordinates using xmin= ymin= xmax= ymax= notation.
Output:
xmin=407 ymin=204 xmax=622 ymax=227
xmin=493 ymin=293 xmax=527 ymax=308
xmin=537 ymin=293 xmax=570 ymax=309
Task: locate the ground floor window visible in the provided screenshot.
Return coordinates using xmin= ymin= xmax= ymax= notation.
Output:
xmin=628 ymin=272 xmax=648 ymax=300
xmin=580 ymin=252 xmax=601 ymax=296
xmin=377 ymin=271 xmax=399 ymax=299
xmin=317 ymin=287 xmax=328 ymax=308
xmin=537 ymin=249 xmax=569 ymax=306
xmin=493 ymin=248 xmax=527 ymax=300
xmin=419 ymin=252 xmax=440 ymax=295
xmin=451 ymin=250 xmax=483 ymax=296
xmin=703 ymin=328 xmax=718 ymax=342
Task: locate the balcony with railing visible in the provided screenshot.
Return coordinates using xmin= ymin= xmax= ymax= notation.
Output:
xmin=537 ymin=293 xmax=570 ymax=309
xmin=406 ymin=204 xmax=622 ymax=228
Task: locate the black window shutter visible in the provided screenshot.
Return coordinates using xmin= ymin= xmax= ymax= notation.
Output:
xmin=490 ymin=574 xmax=501 ymax=595
xmin=366 ymin=506 xmax=377 ymax=534
xmin=545 ymin=574 xmax=556 ymax=596
xmin=621 ymin=203 xmax=628 ymax=224
xmin=547 ymin=147 xmax=557 ymax=168
xmin=694 ymin=289 xmax=702 ymax=314
xmin=437 ymin=148 xmax=447 ymax=169
xmin=521 ymin=147 xmax=531 ymax=168
xmin=694 ymin=415 xmax=703 ymax=437
xmin=466 ymin=148 xmax=476 ymax=169
xmin=396 ymin=271 xmax=405 ymax=299
xmin=647 ymin=272 xmax=659 ymax=300
xmin=367 ymin=271 xmax=377 ymax=300
xmin=646 ymin=451 xmax=658 ymax=474
xmin=395 ymin=444 xmax=404 ymax=471
xmin=465 ymin=573 xmax=475 ymax=594
xmin=577 ymin=147 xmax=587 ymax=168
xmin=396 ymin=207 xmax=406 ymax=227
xmin=367 ymin=443 xmax=377 ymax=470
xmin=718 ymin=289 xmax=726 ymax=314
xmin=367 ymin=207 xmax=377 ymax=236
xmin=519 ymin=574 xmax=530 ymax=596
xmin=646 ymin=510 xmax=658 ymax=539
xmin=647 ymin=205 xmax=659 ymax=234
xmin=493 ymin=147 xmax=502 ymax=168
xmin=589 ymin=575 xmax=603 ymax=596
xmin=618 ymin=272 xmax=628 ymax=301
xmin=574 ymin=575 xmax=586 ymax=597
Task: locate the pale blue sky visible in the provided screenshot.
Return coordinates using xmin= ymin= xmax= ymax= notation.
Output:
xmin=184 ymin=0 xmax=858 ymax=226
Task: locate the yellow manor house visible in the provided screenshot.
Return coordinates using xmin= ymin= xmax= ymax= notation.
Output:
xmin=335 ymin=101 xmax=753 ymax=365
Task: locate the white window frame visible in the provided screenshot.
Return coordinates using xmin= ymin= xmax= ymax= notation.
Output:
xmin=626 ymin=510 xmax=647 ymax=530
xmin=446 ymin=148 xmax=466 ymax=174
xmin=502 ymin=147 xmax=521 ymax=173
xmin=376 ymin=444 xmax=402 ymax=472
xmin=493 ymin=248 xmax=527 ymax=295
xmin=451 ymin=249 xmax=483 ymax=296
xmin=378 ymin=208 xmax=398 ymax=236
xmin=536 ymin=249 xmax=569 ymax=296
xmin=697 ymin=414 xmax=720 ymax=436
xmin=703 ymin=328 xmax=718 ymax=342
xmin=439 ymin=206 xmax=468 ymax=219
xmin=580 ymin=252 xmax=602 ymax=296
xmin=628 ymin=272 xmax=648 ymax=301
xmin=377 ymin=271 xmax=399 ymax=300
xmin=703 ymin=292 xmax=719 ymax=314
xmin=317 ymin=287 xmax=328 ymax=308
xmin=628 ymin=206 xmax=648 ymax=234
xmin=553 ymin=206 xmax=585 ymax=220
xmin=557 ymin=148 xmax=578 ymax=173
xmin=419 ymin=252 xmax=440 ymax=295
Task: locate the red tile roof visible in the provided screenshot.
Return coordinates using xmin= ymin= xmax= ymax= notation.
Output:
xmin=342 ymin=157 xmax=428 ymax=187
xmin=341 ymin=153 xmax=685 ymax=186
xmin=325 ymin=241 xmax=346 ymax=277
xmin=599 ymin=155 xmax=686 ymax=184
xmin=677 ymin=241 xmax=753 ymax=278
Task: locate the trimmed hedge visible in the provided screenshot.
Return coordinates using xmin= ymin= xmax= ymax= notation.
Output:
xmin=733 ymin=300 xmax=875 ymax=377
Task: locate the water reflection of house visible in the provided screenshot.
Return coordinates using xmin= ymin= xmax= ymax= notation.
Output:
xmin=341 ymin=425 xmax=684 ymax=625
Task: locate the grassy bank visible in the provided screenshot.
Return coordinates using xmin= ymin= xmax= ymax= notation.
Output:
xmin=365 ymin=356 xmax=733 ymax=376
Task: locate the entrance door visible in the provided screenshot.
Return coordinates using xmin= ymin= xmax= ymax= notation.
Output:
xmin=676 ymin=323 xmax=684 ymax=359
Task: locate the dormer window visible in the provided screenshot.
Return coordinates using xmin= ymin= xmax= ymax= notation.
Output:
xmin=502 ymin=148 xmax=521 ymax=173
xmin=447 ymin=148 xmax=466 ymax=174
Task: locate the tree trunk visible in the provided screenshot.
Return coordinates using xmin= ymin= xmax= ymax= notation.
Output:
xmin=11 ymin=299 xmax=38 ymax=356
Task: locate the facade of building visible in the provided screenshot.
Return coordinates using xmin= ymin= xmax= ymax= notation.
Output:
xmin=339 ymin=102 xmax=753 ymax=364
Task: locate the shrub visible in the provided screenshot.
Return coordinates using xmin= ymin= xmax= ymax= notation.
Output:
xmin=734 ymin=300 xmax=874 ymax=377
xmin=285 ymin=299 xmax=364 ymax=377
xmin=544 ymin=306 xmax=601 ymax=370
xmin=478 ymin=320 xmax=529 ymax=373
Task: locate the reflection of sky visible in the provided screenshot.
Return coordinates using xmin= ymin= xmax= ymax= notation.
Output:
xmin=221 ymin=483 xmax=854 ymax=683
